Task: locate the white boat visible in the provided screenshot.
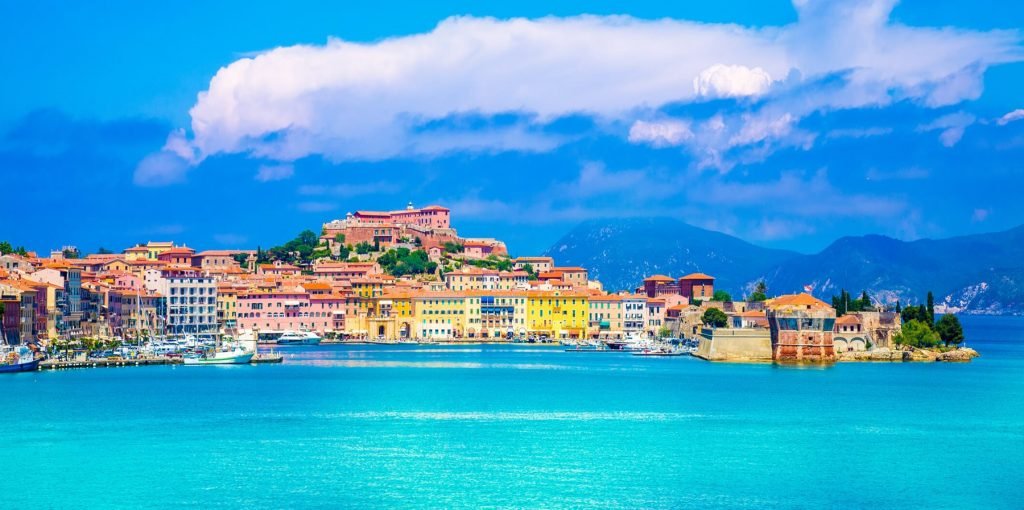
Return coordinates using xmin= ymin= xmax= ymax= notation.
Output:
xmin=183 ymin=344 xmax=254 ymax=365
xmin=276 ymin=331 xmax=321 ymax=345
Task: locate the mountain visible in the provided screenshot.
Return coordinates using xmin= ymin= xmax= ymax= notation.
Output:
xmin=764 ymin=227 xmax=1024 ymax=314
xmin=544 ymin=217 xmax=797 ymax=294
xmin=546 ymin=219 xmax=1024 ymax=314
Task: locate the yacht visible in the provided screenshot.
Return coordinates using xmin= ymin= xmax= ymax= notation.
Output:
xmin=183 ymin=344 xmax=254 ymax=365
xmin=276 ymin=331 xmax=322 ymax=346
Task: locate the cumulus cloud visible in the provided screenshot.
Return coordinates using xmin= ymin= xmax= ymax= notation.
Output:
xmin=693 ymin=64 xmax=774 ymax=98
xmin=997 ymin=109 xmax=1024 ymax=126
xmin=255 ymin=163 xmax=294 ymax=182
xmin=138 ymin=0 xmax=1023 ymax=184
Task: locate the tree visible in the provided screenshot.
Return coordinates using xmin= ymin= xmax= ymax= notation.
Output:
xmin=935 ymin=314 xmax=965 ymax=347
xmin=748 ymin=280 xmax=768 ymax=302
xmin=712 ymin=290 xmax=732 ymax=302
xmin=96 ymin=247 xmax=114 ymax=255
xmin=701 ymin=308 xmax=728 ymax=328
xmin=232 ymin=253 xmax=249 ymax=265
xmin=858 ymin=291 xmax=873 ymax=311
xmin=522 ymin=263 xmax=538 ymax=281
xmin=355 ymin=242 xmax=374 ymax=255
xmin=443 ymin=241 xmax=464 ymax=254
xmin=658 ymin=326 xmax=671 ymax=338
xmin=895 ymin=300 xmax=902 ymax=313
xmin=334 ymin=233 xmax=346 ymax=245
xmin=926 ymin=291 xmax=935 ymax=326
xmin=0 ymin=241 xmax=11 ymax=254
xmin=892 ymin=319 xmax=940 ymax=348
xmin=62 ymin=248 xmax=80 ymax=259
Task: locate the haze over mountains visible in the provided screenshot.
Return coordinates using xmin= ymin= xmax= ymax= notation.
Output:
xmin=545 ymin=218 xmax=1024 ymax=314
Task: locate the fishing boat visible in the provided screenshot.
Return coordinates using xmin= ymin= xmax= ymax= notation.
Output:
xmin=0 ymin=321 xmax=41 ymax=373
xmin=276 ymin=330 xmax=321 ymax=345
xmin=1 ymin=345 xmax=41 ymax=372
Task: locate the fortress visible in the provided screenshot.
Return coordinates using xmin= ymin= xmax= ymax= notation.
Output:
xmin=321 ymin=203 xmax=507 ymax=258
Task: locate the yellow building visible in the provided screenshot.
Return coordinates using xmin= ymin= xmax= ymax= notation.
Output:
xmin=464 ymin=290 xmax=528 ymax=339
xmin=413 ymin=293 xmax=466 ymax=339
xmin=527 ymin=291 xmax=588 ymax=339
xmin=146 ymin=241 xmax=175 ymax=261
xmin=216 ymin=283 xmax=241 ymax=331
xmin=365 ymin=292 xmax=415 ymax=339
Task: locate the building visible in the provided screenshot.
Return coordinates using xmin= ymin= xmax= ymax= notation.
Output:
xmin=413 ymin=293 xmax=466 ymax=339
xmin=679 ymin=273 xmax=715 ymax=302
xmin=641 ymin=275 xmax=679 ymax=298
xmin=622 ymin=294 xmax=647 ymax=336
xmin=527 ymin=291 xmax=588 ymax=339
xmin=513 ymin=256 xmax=554 ymax=274
xmin=765 ymin=293 xmax=836 ymax=362
xmin=589 ymin=295 xmax=624 ymax=339
xmin=465 ymin=290 xmax=528 ymax=339
xmin=145 ymin=267 xmax=217 ymax=337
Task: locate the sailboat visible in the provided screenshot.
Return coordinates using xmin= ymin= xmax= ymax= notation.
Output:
xmin=0 ymin=315 xmax=41 ymax=373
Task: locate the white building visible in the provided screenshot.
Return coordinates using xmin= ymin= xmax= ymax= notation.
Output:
xmin=622 ymin=295 xmax=648 ymax=337
xmin=145 ymin=267 xmax=217 ymax=337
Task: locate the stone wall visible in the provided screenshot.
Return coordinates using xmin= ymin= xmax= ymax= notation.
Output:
xmin=695 ymin=327 xmax=773 ymax=362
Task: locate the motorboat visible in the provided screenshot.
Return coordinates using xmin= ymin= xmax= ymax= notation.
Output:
xmin=276 ymin=331 xmax=322 ymax=346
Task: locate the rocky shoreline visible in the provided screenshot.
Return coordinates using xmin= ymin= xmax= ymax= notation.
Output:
xmin=836 ymin=346 xmax=980 ymax=362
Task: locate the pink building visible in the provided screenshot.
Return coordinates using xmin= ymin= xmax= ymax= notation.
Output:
xmin=680 ymin=273 xmax=715 ymax=301
xmin=236 ymin=288 xmax=345 ymax=334
xmin=354 ymin=204 xmax=450 ymax=229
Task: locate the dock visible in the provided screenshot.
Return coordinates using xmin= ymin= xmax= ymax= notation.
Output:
xmin=39 ymin=353 xmax=284 ymax=370
xmin=40 ymin=357 xmax=180 ymax=370
xmin=251 ymin=353 xmax=284 ymax=363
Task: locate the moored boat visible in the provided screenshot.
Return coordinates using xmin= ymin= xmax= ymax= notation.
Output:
xmin=276 ymin=331 xmax=321 ymax=345
xmin=183 ymin=347 xmax=254 ymax=365
xmin=0 ymin=347 xmax=41 ymax=373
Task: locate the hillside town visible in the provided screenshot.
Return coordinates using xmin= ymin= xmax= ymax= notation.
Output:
xmin=0 ymin=203 xmax=975 ymax=365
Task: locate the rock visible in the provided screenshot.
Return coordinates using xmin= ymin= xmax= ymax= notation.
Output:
xmin=937 ymin=348 xmax=979 ymax=362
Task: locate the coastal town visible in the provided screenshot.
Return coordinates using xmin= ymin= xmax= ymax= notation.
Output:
xmin=1 ymin=202 xmax=977 ymax=369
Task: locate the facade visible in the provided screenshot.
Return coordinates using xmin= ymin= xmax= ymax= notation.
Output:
xmin=413 ymin=293 xmax=466 ymax=339
xmin=527 ymin=291 xmax=588 ymax=339
xmin=589 ymin=295 xmax=624 ymax=339
xmin=679 ymin=273 xmax=715 ymax=301
xmin=622 ymin=294 xmax=647 ymax=336
xmin=766 ymin=293 xmax=836 ymax=362
xmin=145 ymin=268 xmax=217 ymax=337
xmin=513 ymin=256 xmax=553 ymax=274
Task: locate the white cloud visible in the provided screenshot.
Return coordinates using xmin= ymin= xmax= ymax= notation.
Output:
xmin=694 ymin=64 xmax=774 ymax=98
xmin=628 ymin=120 xmax=693 ymax=147
xmin=997 ymin=109 xmax=1024 ymax=126
xmin=255 ymin=163 xmax=294 ymax=182
xmin=139 ymin=0 xmax=1023 ymax=184
xmin=917 ymin=111 xmax=976 ymax=147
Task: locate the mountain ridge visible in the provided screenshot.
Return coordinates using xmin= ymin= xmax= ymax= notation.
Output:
xmin=545 ymin=218 xmax=1024 ymax=314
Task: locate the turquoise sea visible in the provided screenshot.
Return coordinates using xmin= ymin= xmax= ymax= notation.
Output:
xmin=3 ymin=315 xmax=1023 ymax=509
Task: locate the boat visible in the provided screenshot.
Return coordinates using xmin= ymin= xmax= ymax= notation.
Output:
xmin=276 ymin=331 xmax=322 ymax=346
xmin=631 ymin=349 xmax=685 ymax=357
xmin=0 ymin=316 xmax=42 ymax=373
xmin=183 ymin=344 xmax=254 ymax=365
xmin=0 ymin=345 xmax=41 ymax=373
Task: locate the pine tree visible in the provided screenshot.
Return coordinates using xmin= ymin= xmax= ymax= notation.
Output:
xmin=926 ymin=291 xmax=935 ymax=325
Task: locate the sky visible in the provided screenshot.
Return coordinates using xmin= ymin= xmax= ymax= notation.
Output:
xmin=2 ymin=0 xmax=1024 ymax=256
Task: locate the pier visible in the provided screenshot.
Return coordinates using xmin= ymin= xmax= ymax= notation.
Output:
xmin=39 ymin=353 xmax=284 ymax=370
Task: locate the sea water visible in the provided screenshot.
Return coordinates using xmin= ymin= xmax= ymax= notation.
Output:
xmin=2 ymin=315 xmax=1022 ymax=509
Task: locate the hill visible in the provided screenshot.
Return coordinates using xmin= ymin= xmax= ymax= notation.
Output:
xmin=544 ymin=217 xmax=797 ymax=294
xmin=546 ymin=219 xmax=1024 ymax=314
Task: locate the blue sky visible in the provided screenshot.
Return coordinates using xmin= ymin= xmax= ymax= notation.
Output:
xmin=2 ymin=0 xmax=1024 ymax=256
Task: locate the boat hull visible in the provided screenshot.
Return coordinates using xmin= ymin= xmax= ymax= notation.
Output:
xmin=276 ymin=338 xmax=321 ymax=346
xmin=0 ymin=358 xmax=41 ymax=373
xmin=183 ymin=352 xmax=254 ymax=365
